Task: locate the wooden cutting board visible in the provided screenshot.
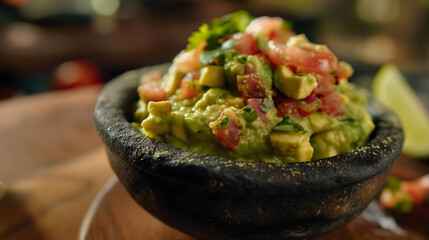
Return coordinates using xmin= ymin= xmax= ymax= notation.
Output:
xmin=79 ymin=154 xmax=429 ymax=240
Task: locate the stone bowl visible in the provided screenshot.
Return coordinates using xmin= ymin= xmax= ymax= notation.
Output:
xmin=94 ymin=64 xmax=403 ymax=240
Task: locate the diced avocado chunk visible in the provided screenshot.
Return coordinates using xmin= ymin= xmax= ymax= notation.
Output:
xmin=162 ymin=66 xmax=185 ymax=95
xmin=133 ymin=100 xmax=149 ymax=123
xmin=224 ymin=59 xmax=245 ymax=89
xmin=141 ymin=101 xmax=171 ymax=137
xmin=286 ymin=34 xmax=330 ymax=52
xmin=141 ymin=120 xmax=170 ymax=136
xmin=130 ymin=122 xmax=141 ymax=130
xmin=307 ymin=112 xmax=339 ymax=133
xmin=246 ymin=55 xmax=272 ymax=88
xmin=337 ymin=61 xmax=354 ymax=79
xmin=193 ymin=88 xmax=229 ymax=110
xmin=270 ymin=131 xmax=313 ymax=162
xmin=199 ymin=66 xmax=225 ymax=88
xmin=311 ymin=130 xmax=345 ymax=159
xmin=274 ymin=66 xmax=318 ymax=100
xmin=148 ymin=101 xmax=171 ymax=117
xmin=170 ymin=112 xmax=187 ymax=141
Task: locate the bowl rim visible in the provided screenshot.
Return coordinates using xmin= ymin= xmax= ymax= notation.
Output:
xmin=94 ymin=63 xmax=403 ymax=195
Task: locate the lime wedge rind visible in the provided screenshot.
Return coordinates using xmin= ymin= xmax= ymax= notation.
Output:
xmin=372 ymin=63 xmax=429 ymax=158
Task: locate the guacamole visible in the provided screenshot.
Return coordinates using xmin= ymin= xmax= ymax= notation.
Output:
xmin=132 ymin=11 xmax=374 ymax=163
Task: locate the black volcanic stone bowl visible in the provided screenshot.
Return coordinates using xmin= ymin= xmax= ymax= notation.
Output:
xmin=94 ymin=64 xmax=403 ymax=240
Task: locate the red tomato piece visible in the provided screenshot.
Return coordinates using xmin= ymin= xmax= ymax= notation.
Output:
xmin=137 ymin=81 xmax=168 ymax=102
xmin=180 ymin=71 xmax=199 ymax=99
xmin=268 ymin=29 xmax=295 ymax=44
xmin=320 ymin=91 xmax=344 ymax=116
xmin=51 ymin=59 xmax=103 ymax=90
xmin=232 ymin=33 xmax=258 ymax=55
xmin=265 ymin=45 xmax=338 ymax=75
xmin=313 ymin=74 xmax=336 ymax=95
xmin=212 ymin=114 xmax=241 ymax=151
xmin=247 ymin=98 xmax=267 ymax=122
xmin=297 ymin=95 xmax=322 ymax=117
xmin=237 ymin=73 xmax=267 ymax=100
xmin=402 ymin=182 xmax=425 ymax=206
xmin=277 ymin=98 xmax=300 ymax=120
xmin=181 ymin=79 xmax=198 ymax=99
xmin=271 ymin=88 xmax=284 ymax=106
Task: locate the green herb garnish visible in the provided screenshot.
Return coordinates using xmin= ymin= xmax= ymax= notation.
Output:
xmin=394 ymin=199 xmax=413 ymax=212
xmin=217 ymin=116 xmax=230 ymax=129
xmin=187 ymin=81 xmax=198 ymax=88
xmin=241 ymin=105 xmax=258 ymax=122
xmin=273 ymin=125 xmax=294 ymax=132
xmin=221 ymin=38 xmax=237 ymax=49
xmin=386 ymin=176 xmax=401 ymax=193
xmin=199 ymin=49 xmax=224 ymax=65
xmin=259 ymin=98 xmax=273 ymax=112
xmin=274 ymin=114 xmax=307 ymax=133
xmin=293 ymin=73 xmax=305 ymax=77
xmin=330 ymin=70 xmax=337 ymax=75
xmin=186 ymin=10 xmax=253 ymax=52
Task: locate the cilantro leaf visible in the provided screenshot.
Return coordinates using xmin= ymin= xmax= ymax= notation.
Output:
xmin=217 ymin=116 xmax=230 ymax=129
xmin=199 ymin=48 xmax=238 ymax=66
xmin=274 ymin=125 xmax=294 ymax=132
xmin=275 ymin=114 xmax=307 ymax=133
xmin=240 ymin=105 xmax=258 ymax=122
xmin=221 ymin=38 xmax=237 ymax=49
xmin=282 ymin=19 xmax=293 ymax=30
xmin=260 ymin=98 xmax=273 ymax=112
xmin=199 ymin=49 xmax=225 ymax=65
xmin=187 ymin=81 xmax=198 ymax=88
xmin=186 ymin=10 xmax=253 ymax=52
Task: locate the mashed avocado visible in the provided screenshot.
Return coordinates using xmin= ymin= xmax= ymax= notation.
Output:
xmin=132 ymin=11 xmax=374 ymax=163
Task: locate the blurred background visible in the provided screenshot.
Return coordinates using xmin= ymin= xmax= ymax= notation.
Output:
xmin=0 ymin=0 xmax=428 ymax=101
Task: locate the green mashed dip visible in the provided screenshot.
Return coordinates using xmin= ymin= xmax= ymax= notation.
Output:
xmin=131 ymin=11 xmax=374 ymax=163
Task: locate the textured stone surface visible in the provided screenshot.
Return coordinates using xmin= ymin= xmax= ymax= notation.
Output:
xmin=94 ymin=65 xmax=404 ymax=240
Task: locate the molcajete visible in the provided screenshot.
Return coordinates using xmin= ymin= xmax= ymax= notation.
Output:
xmin=94 ymin=64 xmax=403 ymax=240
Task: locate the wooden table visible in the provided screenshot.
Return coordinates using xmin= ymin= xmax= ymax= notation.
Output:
xmin=0 ymin=85 xmax=428 ymax=240
xmin=0 ymin=85 xmax=114 ymax=240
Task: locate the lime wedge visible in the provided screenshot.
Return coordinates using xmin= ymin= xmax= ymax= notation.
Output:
xmin=373 ymin=63 xmax=429 ymax=158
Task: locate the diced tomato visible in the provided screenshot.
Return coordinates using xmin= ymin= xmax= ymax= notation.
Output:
xmin=247 ymin=98 xmax=267 ymax=122
xmin=181 ymin=79 xmax=198 ymax=99
xmin=313 ymin=74 xmax=336 ymax=95
xmin=402 ymin=182 xmax=425 ymax=206
xmin=277 ymin=98 xmax=300 ymax=120
xmin=180 ymin=71 xmax=199 ymax=99
xmin=271 ymin=88 xmax=284 ymax=106
xmin=237 ymin=73 xmax=267 ymax=100
xmin=320 ymin=91 xmax=344 ymax=116
xmin=245 ymin=16 xmax=294 ymax=44
xmin=265 ymin=45 xmax=338 ymax=75
xmin=297 ymin=95 xmax=322 ymax=117
xmin=211 ymin=111 xmax=241 ymax=151
xmin=268 ymin=29 xmax=295 ymax=44
xmin=233 ymin=33 xmax=258 ymax=55
xmin=137 ymin=81 xmax=168 ymax=102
